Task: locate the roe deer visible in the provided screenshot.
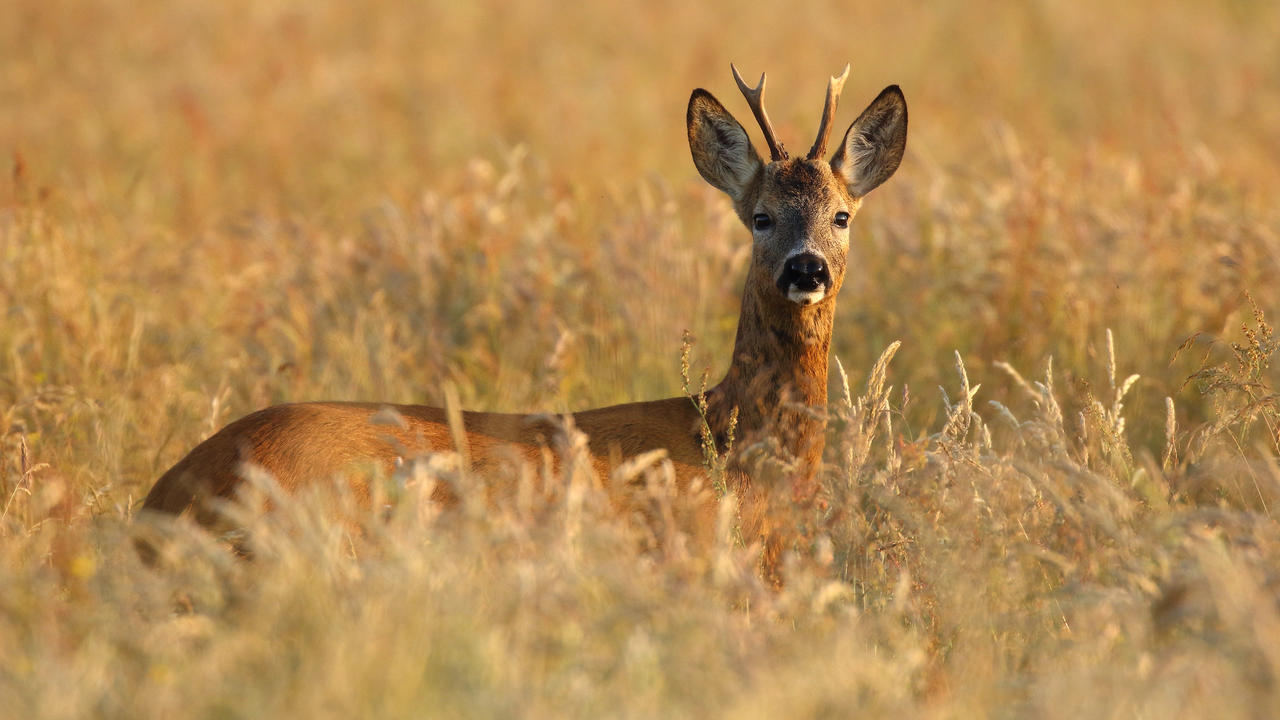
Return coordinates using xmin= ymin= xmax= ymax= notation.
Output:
xmin=141 ymin=65 xmax=907 ymax=571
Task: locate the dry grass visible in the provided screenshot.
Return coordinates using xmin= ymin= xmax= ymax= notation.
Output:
xmin=4 ymin=0 xmax=1280 ymax=716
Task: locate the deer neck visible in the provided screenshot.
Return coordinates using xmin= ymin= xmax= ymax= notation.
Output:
xmin=708 ymin=269 xmax=833 ymax=490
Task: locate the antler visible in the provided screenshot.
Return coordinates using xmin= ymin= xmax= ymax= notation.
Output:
xmin=806 ymin=64 xmax=850 ymax=160
xmin=731 ymin=63 xmax=788 ymax=161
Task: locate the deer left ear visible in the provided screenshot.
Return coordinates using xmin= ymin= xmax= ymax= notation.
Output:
xmin=830 ymin=85 xmax=907 ymax=198
xmin=687 ymin=89 xmax=764 ymax=203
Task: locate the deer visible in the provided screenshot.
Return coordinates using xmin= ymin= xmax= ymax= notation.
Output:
xmin=139 ymin=65 xmax=907 ymax=576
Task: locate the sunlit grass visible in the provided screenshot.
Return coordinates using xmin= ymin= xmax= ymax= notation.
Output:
xmin=3 ymin=0 xmax=1280 ymax=716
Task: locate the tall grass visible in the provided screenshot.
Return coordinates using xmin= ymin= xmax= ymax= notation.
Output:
xmin=3 ymin=0 xmax=1280 ymax=716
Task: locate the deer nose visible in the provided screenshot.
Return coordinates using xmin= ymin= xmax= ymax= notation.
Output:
xmin=777 ymin=253 xmax=831 ymax=294
xmin=789 ymin=255 xmax=825 ymax=277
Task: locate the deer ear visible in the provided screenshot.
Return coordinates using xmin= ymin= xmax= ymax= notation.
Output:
xmin=830 ymin=85 xmax=907 ymax=198
xmin=687 ymin=89 xmax=763 ymax=202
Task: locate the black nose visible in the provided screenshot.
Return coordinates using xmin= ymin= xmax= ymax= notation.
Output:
xmin=777 ymin=253 xmax=831 ymax=294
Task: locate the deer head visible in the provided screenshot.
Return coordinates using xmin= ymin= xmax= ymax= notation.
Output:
xmin=687 ymin=65 xmax=907 ymax=309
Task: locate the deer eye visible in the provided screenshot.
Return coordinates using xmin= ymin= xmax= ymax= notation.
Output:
xmin=834 ymin=212 xmax=850 ymax=229
xmin=752 ymin=214 xmax=773 ymax=231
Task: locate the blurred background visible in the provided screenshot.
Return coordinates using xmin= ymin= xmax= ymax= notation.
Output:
xmin=8 ymin=0 xmax=1278 ymax=195
xmin=2 ymin=0 xmax=1278 ymax=487
xmin=4 ymin=3 xmax=1280 ymax=716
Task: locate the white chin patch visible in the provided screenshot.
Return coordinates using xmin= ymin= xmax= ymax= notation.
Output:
xmin=787 ymin=287 xmax=826 ymax=306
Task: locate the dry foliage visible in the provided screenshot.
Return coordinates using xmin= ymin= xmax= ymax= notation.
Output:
xmin=3 ymin=0 xmax=1280 ymax=717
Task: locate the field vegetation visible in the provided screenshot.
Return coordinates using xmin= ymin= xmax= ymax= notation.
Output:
xmin=3 ymin=0 xmax=1280 ymax=716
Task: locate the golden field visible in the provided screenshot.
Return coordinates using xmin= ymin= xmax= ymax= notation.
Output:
xmin=3 ymin=0 xmax=1280 ymax=716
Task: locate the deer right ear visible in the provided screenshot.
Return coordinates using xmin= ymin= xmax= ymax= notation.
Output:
xmin=687 ymin=89 xmax=763 ymax=202
xmin=830 ymin=85 xmax=907 ymax=198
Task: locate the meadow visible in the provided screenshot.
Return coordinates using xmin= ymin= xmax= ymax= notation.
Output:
xmin=3 ymin=0 xmax=1280 ymax=716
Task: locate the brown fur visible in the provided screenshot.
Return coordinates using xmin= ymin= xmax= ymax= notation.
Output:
xmin=144 ymin=398 xmax=712 ymax=524
xmin=141 ymin=69 xmax=908 ymax=579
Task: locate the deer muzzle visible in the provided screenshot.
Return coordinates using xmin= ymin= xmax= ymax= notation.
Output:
xmin=776 ymin=252 xmax=831 ymax=305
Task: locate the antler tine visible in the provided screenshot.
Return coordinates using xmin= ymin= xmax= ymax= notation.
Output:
xmin=731 ymin=63 xmax=788 ymax=161
xmin=806 ymin=64 xmax=851 ymax=160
